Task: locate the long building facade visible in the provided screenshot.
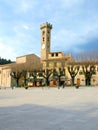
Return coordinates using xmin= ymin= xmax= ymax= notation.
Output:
xmin=0 ymin=54 xmax=41 ymax=88
xmin=0 ymin=22 xmax=98 ymax=88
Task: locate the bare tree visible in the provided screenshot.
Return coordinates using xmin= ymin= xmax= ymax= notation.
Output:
xmin=20 ymin=63 xmax=29 ymax=86
xmin=21 ymin=60 xmax=42 ymax=87
xmin=10 ymin=63 xmax=23 ymax=87
xmin=81 ymin=62 xmax=96 ymax=86
xmin=75 ymin=50 xmax=98 ymax=62
xmin=38 ymin=69 xmax=52 ymax=86
xmin=67 ymin=63 xmax=80 ymax=86
xmin=75 ymin=51 xmax=98 ymax=86
xmin=43 ymin=69 xmax=53 ymax=86
xmin=53 ymin=68 xmax=65 ymax=86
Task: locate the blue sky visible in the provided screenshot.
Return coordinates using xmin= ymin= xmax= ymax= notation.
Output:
xmin=0 ymin=0 xmax=98 ymax=60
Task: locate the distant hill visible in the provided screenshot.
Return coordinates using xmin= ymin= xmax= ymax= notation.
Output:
xmin=0 ymin=57 xmax=13 ymax=65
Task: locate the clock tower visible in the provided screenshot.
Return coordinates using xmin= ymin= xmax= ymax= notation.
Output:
xmin=40 ymin=22 xmax=52 ymax=61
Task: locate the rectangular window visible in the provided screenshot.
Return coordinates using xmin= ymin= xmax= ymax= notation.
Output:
xmin=43 ymin=37 xmax=44 ymax=41
xmin=55 ymin=53 xmax=58 ymax=56
xmin=42 ymin=31 xmax=45 ymax=35
xmin=51 ymin=53 xmax=54 ymax=57
xmin=61 ymin=62 xmax=65 ymax=67
xmin=54 ymin=62 xmax=57 ymax=67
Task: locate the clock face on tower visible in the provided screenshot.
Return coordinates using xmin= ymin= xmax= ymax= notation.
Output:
xmin=42 ymin=44 xmax=45 ymax=49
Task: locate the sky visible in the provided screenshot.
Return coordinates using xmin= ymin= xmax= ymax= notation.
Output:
xmin=0 ymin=0 xmax=98 ymax=61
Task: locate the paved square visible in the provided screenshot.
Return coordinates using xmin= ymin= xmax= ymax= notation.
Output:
xmin=0 ymin=87 xmax=98 ymax=130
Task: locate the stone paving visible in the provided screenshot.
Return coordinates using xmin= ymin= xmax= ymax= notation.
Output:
xmin=0 ymin=86 xmax=98 ymax=130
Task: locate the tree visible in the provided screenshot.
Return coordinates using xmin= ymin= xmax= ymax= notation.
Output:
xmin=29 ymin=70 xmax=37 ymax=86
xmin=67 ymin=64 xmax=80 ymax=86
xmin=43 ymin=69 xmax=52 ymax=86
xmin=81 ymin=62 xmax=96 ymax=86
xmin=38 ymin=69 xmax=52 ymax=86
xmin=21 ymin=63 xmax=30 ymax=86
xmin=10 ymin=64 xmax=23 ymax=87
xmin=75 ymin=50 xmax=98 ymax=62
xmin=0 ymin=57 xmax=12 ymax=65
xmin=21 ymin=60 xmax=42 ymax=87
xmin=75 ymin=51 xmax=98 ymax=86
xmin=57 ymin=68 xmax=65 ymax=86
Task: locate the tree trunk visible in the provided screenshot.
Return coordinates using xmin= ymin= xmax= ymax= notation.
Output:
xmin=46 ymin=78 xmax=49 ymax=86
xmin=24 ymin=78 xmax=27 ymax=86
xmin=16 ymin=78 xmax=19 ymax=87
xmin=85 ymin=78 xmax=91 ymax=86
xmin=58 ymin=76 xmax=61 ymax=86
xmin=71 ymin=77 xmax=75 ymax=86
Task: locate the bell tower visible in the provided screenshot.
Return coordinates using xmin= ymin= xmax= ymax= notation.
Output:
xmin=40 ymin=22 xmax=52 ymax=61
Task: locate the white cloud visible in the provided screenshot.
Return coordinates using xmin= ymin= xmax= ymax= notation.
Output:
xmin=22 ymin=24 xmax=29 ymax=30
xmin=0 ymin=42 xmax=16 ymax=60
xmin=0 ymin=0 xmax=98 ymax=60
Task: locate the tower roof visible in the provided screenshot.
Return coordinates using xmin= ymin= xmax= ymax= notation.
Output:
xmin=40 ymin=22 xmax=52 ymax=29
